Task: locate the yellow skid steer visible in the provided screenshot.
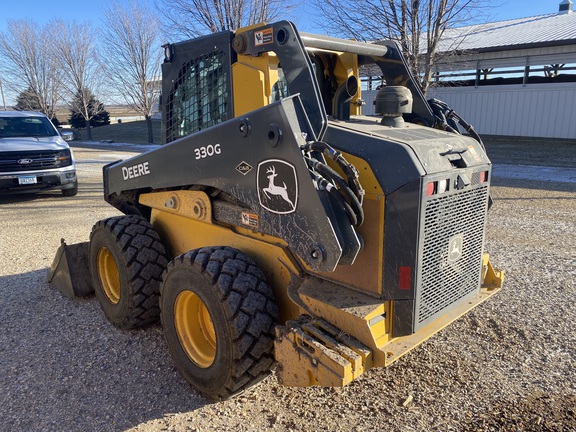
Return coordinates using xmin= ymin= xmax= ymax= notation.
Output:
xmin=48 ymin=21 xmax=503 ymax=401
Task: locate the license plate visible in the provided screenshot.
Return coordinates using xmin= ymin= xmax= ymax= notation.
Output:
xmin=18 ymin=175 xmax=37 ymax=185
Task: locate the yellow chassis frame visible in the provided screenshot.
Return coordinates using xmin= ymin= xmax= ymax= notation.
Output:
xmin=140 ymin=190 xmax=504 ymax=388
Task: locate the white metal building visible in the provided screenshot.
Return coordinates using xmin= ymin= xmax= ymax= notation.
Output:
xmin=364 ymin=1 xmax=576 ymax=139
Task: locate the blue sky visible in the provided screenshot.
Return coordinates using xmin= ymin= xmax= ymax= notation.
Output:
xmin=0 ymin=0 xmax=564 ymax=105
xmin=0 ymin=0 xmax=564 ymax=34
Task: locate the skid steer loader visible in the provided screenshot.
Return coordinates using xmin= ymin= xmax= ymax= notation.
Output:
xmin=47 ymin=21 xmax=503 ymax=401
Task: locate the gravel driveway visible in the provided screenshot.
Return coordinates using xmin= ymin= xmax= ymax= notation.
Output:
xmin=0 ymin=140 xmax=574 ymax=431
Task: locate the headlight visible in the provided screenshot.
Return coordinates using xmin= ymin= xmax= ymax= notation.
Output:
xmin=437 ymin=179 xmax=448 ymax=194
xmin=55 ymin=150 xmax=73 ymax=167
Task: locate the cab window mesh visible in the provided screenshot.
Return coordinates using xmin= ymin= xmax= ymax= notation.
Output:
xmin=166 ymin=51 xmax=228 ymax=143
xmin=271 ymin=67 xmax=289 ymax=102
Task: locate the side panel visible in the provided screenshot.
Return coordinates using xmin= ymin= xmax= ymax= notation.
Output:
xmin=317 ymin=154 xmax=386 ymax=296
xmin=104 ymin=97 xmax=361 ymax=272
xmin=147 ymin=206 xmax=302 ymax=324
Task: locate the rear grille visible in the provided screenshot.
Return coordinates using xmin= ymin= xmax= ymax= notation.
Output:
xmin=415 ymin=184 xmax=489 ymax=328
xmin=0 ymin=151 xmax=64 ymax=172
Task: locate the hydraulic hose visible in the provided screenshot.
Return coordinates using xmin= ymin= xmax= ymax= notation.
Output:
xmin=303 ymin=140 xmax=364 ymax=204
xmin=448 ymin=111 xmax=485 ymax=152
xmin=305 ymin=156 xmax=364 ymax=227
xmin=308 ymin=169 xmax=359 ymax=226
xmin=428 ymin=98 xmax=485 ymax=151
xmin=303 ymin=141 xmax=365 ymax=227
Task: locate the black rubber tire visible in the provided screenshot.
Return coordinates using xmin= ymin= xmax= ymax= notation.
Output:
xmin=161 ymin=246 xmax=279 ymax=401
xmin=62 ymin=182 xmax=78 ymax=197
xmin=89 ymin=215 xmax=168 ymax=329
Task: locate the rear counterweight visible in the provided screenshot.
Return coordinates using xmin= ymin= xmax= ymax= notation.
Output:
xmin=386 ymin=167 xmax=491 ymax=337
xmin=323 ymin=119 xmax=494 ymax=337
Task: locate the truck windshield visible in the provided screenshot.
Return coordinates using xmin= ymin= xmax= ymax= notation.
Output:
xmin=0 ymin=116 xmax=58 ymax=139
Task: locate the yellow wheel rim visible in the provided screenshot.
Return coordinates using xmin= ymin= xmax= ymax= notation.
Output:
xmin=174 ymin=291 xmax=216 ymax=368
xmin=97 ymin=247 xmax=121 ymax=304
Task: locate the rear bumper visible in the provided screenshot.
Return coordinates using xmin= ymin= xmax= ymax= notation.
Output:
xmin=275 ymin=254 xmax=503 ymax=387
xmin=383 ymin=280 xmax=502 ymax=366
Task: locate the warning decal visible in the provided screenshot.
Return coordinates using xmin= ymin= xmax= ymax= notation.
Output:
xmin=241 ymin=211 xmax=259 ymax=228
xmin=255 ymin=28 xmax=274 ymax=46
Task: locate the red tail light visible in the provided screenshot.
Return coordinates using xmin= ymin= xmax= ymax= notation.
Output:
xmin=399 ymin=266 xmax=411 ymax=290
xmin=426 ymin=182 xmax=435 ymax=196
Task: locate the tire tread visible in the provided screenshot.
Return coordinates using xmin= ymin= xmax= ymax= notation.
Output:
xmin=91 ymin=215 xmax=168 ymax=329
xmin=162 ymin=246 xmax=278 ymax=400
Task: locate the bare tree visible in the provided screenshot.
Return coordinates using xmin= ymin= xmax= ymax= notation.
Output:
xmin=312 ymin=0 xmax=487 ymax=94
xmin=51 ymin=20 xmax=104 ymax=140
xmin=0 ymin=20 xmax=61 ymax=118
xmin=101 ymin=0 xmax=162 ymax=143
xmin=155 ymin=0 xmax=295 ymax=39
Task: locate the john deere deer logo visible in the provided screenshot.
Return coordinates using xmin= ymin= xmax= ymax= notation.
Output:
xmin=448 ymin=234 xmax=464 ymax=263
xmin=257 ymin=159 xmax=298 ymax=214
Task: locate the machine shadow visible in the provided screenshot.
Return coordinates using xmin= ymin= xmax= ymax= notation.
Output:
xmin=0 ymin=269 xmax=212 ymax=431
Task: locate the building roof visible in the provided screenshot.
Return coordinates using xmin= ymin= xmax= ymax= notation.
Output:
xmin=438 ymin=10 xmax=576 ymax=53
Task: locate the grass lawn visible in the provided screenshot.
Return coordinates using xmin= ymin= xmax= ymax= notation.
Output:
xmin=73 ymin=119 xmax=162 ymax=145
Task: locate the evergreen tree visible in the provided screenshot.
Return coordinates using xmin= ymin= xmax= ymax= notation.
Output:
xmin=15 ymin=88 xmax=42 ymax=112
xmin=92 ymin=108 xmax=110 ymax=128
xmin=15 ymin=87 xmax=59 ymax=123
xmin=69 ymin=89 xmax=110 ymax=129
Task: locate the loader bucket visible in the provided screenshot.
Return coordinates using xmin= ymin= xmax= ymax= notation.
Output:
xmin=46 ymin=239 xmax=93 ymax=298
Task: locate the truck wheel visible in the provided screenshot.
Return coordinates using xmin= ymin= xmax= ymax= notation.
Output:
xmin=61 ymin=181 xmax=78 ymax=197
xmin=161 ymin=247 xmax=279 ymax=401
xmin=89 ymin=215 xmax=168 ymax=329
